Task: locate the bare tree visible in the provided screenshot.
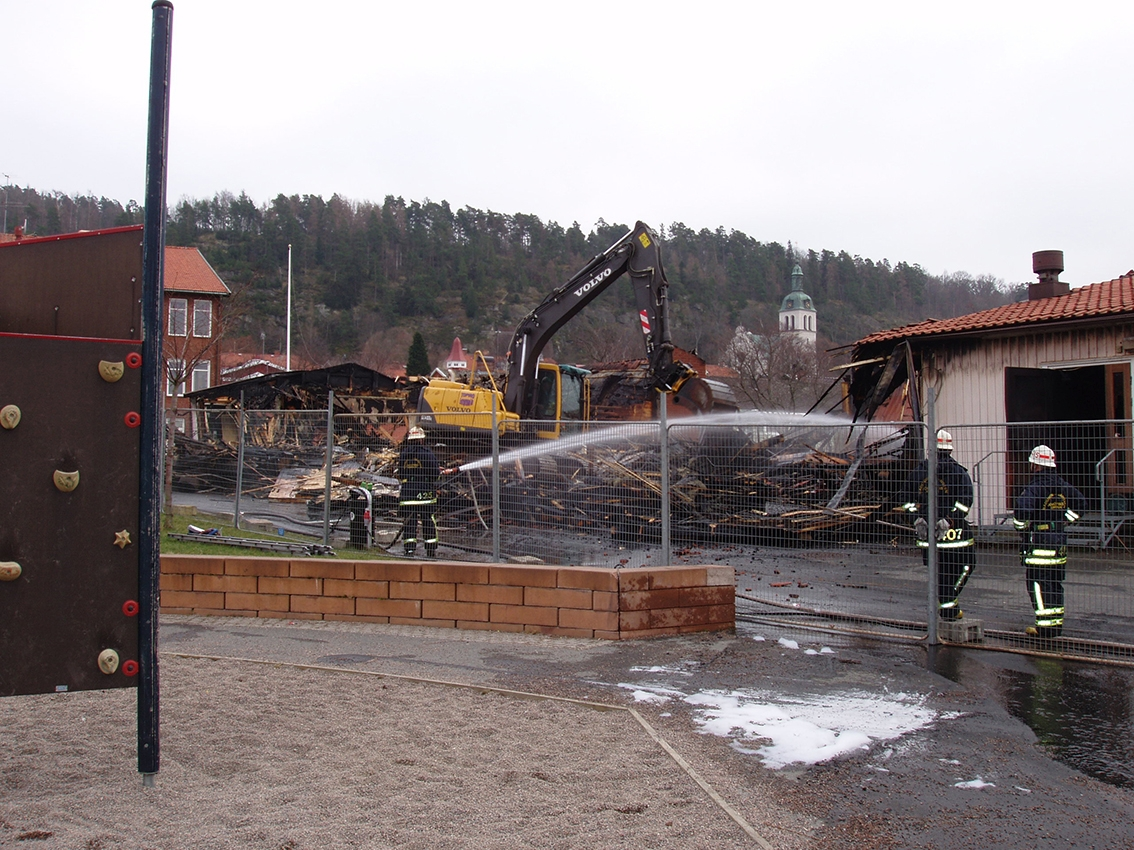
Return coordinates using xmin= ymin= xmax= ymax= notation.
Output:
xmin=725 ymin=324 xmax=832 ymax=412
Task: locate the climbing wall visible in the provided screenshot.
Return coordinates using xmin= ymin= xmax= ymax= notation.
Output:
xmin=0 ymin=228 xmax=144 ymax=696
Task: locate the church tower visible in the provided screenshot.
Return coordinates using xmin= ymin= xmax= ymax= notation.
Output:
xmin=778 ymin=264 xmax=816 ymax=348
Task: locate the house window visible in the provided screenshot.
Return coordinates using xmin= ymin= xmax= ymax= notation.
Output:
xmin=166 ymin=358 xmax=185 ymax=397
xmin=191 ymin=361 xmax=211 ymax=393
xmin=193 ymin=299 xmax=213 ymax=338
xmin=168 ymin=298 xmax=187 ymax=336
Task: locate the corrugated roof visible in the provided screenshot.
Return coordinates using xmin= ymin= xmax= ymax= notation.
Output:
xmin=856 ymin=273 xmax=1134 ymax=346
xmin=164 ymin=246 xmax=231 ymax=295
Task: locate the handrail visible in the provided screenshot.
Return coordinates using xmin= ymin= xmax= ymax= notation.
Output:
xmin=1097 ymin=449 xmax=1117 ymax=549
xmin=972 ymin=449 xmax=1007 ymax=528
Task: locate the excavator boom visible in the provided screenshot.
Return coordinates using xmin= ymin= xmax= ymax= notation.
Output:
xmin=502 ymin=221 xmax=694 ymax=419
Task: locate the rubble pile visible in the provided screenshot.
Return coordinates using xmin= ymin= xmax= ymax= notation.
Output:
xmin=173 ymin=418 xmax=909 ymax=545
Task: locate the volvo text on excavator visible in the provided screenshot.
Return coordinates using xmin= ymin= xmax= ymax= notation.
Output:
xmin=417 ymin=221 xmax=709 ymax=440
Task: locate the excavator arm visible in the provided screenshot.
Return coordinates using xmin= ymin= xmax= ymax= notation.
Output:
xmin=502 ymin=221 xmax=696 ymax=419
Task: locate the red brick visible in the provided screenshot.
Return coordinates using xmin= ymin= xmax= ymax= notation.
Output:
xmin=291 ymin=595 xmax=355 ymax=615
xmin=324 ymin=579 xmax=389 ymax=599
xmin=490 ymin=604 xmax=558 ymax=626
xmin=224 ymin=557 xmax=288 ymax=577
xmin=356 ymin=562 xmax=421 ymax=582
xmin=357 ymin=598 xmax=421 ymax=619
xmin=162 ymin=555 xmax=224 ymax=575
xmin=457 ymin=620 xmax=525 ymax=633
xmin=160 ymin=573 xmax=192 ymax=592
xmin=194 ymin=574 xmax=257 ymax=593
xmin=649 ymin=603 xmax=734 ymax=629
xmin=422 ymin=600 xmax=490 ymax=621
xmin=524 ymin=586 xmax=592 ymax=609
xmin=259 ymin=576 xmax=321 ymax=596
xmin=390 ymin=581 xmax=455 ymax=601
xmin=559 ymin=608 xmax=619 ymax=631
xmin=618 ymin=570 xmax=650 ymax=592
xmin=620 ymin=625 xmax=681 ymax=638
xmin=621 ymin=586 xmax=734 ymax=611
xmin=161 ymin=590 xmax=222 ymax=609
xmin=160 ymin=606 xmax=193 ymax=615
xmin=423 ymin=562 xmax=490 ymax=584
xmin=489 ymin=565 xmax=558 ymax=587
xmin=646 ymin=567 xmax=708 ymax=590
xmin=678 ymin=621 xmax=735 ymax=635
xmin=222 ymin=558 xmax=288 ymax=578
xmin=620 ymin=588 xmax=681 ymax=611
xmin=290 ymin=559 xmax=355 ymax=580
xmin=705 ymin=566 xmax=734 ymax=586
xmin=619 ymin=610 xmax=650 ymax=631
xmin=593 ymin=630 xmax=621 ymax=640
xmin=557 ymin=567 xmax=618 ymax=592
xmin=593 ymin=591 xmax=618 ymax=612
xmin=457 ymin=584 xmax=523 ymax=605
xmin=225 ymin=592 xmax=289 ymax=612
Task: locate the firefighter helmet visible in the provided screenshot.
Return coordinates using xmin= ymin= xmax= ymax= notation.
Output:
xmin=936 ymin=429 xmax=954 ymax=452
xmin=407 ymin=426 xmax=426 ymax=441
xmin=1029 ymin=444 xmax=1056 ymax=468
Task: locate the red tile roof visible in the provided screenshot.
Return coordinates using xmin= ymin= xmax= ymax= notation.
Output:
xmin=164 ymin=246 xmax=230 ymax=295
xmin=856 ymin=273 xmax=1134 ymax=346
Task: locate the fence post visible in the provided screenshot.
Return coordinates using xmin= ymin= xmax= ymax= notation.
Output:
xmin=492 ymin=403 xmax=501 ymax=562
xmin=323 ymin=390 xmax=335 ymax=547
xmin=233 ymin=390 xmax=245 ymax=530
xmin=927 ymin=389 xmax=939 ymax=645
xmin=659 ymin=392 xmax=670 ymax=561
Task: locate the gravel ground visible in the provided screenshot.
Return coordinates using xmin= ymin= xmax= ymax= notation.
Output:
xmin=3 ymin=610 xmax=1134 ymax=849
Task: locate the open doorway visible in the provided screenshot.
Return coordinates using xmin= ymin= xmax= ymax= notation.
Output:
xmin=1005 ymin=366 xmax=1107 ymax=509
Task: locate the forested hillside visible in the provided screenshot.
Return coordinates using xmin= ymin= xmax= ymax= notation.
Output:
xmin=2 ymin=186 xmax=1021 ymax=371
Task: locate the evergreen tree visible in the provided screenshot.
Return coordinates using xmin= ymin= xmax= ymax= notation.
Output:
xmin=406 ymin=332 xmax=431 ymax=377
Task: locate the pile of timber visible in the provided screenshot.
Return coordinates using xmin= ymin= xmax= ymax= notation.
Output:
xmin=438 ymin=428 xmax=905 ymax=544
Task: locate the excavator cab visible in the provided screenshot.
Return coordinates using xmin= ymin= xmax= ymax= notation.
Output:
xmin=417 ymin=351 xmax=521 ymax=435
xmin=532 ymin=363 xmax=590 ymax=439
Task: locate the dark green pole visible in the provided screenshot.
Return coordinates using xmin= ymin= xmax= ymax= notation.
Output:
xmin=138 ymin=0 xmax=174 ymax=783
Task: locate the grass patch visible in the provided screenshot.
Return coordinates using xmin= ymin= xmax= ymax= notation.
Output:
xmin=160 ymin=512 xmax=401 ymax=560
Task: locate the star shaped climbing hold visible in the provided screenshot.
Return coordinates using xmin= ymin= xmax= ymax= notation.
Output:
xmin=114 ymin=530 xmax=132 ymax=549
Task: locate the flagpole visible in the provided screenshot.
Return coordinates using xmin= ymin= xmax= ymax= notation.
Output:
xmin=286 ymin=243 xmax=292 ymax=371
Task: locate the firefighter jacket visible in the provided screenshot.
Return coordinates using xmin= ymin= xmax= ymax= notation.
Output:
xmin=1013 ymin=471 xmax=1086 ymax=551
xmin=900 ymin=452 xmax=974 ymax=548
xmin=397 ymin=443 xmax=440 ymax=505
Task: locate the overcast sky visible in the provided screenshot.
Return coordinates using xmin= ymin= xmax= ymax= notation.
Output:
xmin=6 ymin=1 xmax=1131 ymax=287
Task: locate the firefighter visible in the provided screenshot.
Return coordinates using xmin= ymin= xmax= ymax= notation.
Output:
xmin=899 ymin=429 xmax=975 ymax=620
xmin=397 ymin=426 xmax=440 ymax=557
xmin=1013 ymin=445 xmax=1086 ymax=638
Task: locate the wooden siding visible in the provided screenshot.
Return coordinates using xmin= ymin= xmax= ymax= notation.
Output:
xmin=926 ymin=323 xmax=1134 ymax=520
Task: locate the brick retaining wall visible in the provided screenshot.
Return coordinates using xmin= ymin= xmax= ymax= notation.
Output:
xmin=160 ymin=556 xmax=734 ymax=639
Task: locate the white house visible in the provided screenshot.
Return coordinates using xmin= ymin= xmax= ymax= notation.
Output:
xmin=845 ymin=251 xmax=1134 ymax=525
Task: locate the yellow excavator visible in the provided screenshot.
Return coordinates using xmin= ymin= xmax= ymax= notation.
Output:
xmin=417 ymin=221 xmax=713 ymax=441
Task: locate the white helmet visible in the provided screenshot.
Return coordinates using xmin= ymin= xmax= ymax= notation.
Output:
xmin=1029 ymin=444 xmax=1056 ymax=468
xmin=936 ymin=429 xmax=954 ymax=452
xmin=407 ymin=426 xmax=426 ymax=441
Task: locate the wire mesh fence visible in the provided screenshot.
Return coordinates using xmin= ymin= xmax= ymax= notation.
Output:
xmin=939 ymin=421 xmax=1134 ymax=656
xmin=167 ymin=405 xmax=1134 ymax=660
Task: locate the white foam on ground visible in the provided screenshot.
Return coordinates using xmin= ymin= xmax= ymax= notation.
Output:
xmin=684 ymin=688 xmax=951 ymax=769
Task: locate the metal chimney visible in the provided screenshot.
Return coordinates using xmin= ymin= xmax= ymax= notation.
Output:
xmin=1029 ymin=250 xmax=1070 ymax=300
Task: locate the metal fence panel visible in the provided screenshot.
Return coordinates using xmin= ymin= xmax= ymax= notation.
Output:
xmin=167 ymin=405 xmax=1134 ymax=660
xmin=943 ymin=421 xmax=1134 ymax=652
